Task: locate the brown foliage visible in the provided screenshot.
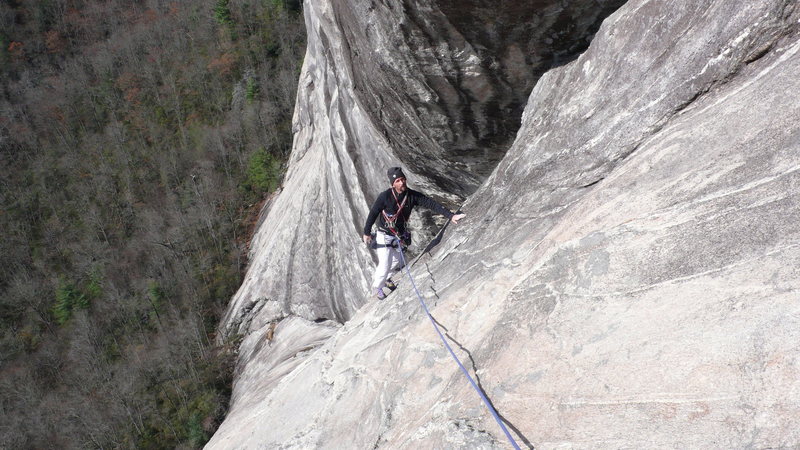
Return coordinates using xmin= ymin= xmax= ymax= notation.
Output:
xmin=207 ymin=52 xmax=237 ymax=77
xmin=8 ymin=41 xmax=25 ymax=59
xmin=0 ymin=0 xmax=306 ymax=447
xmin=44 ymin=30 xmax=66 ymax=54
xmin=141 ymin=8 xmax=159 ymax=25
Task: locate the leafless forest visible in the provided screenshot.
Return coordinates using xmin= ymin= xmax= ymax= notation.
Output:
xmin=0 ymin=0 xmax=304 ymax=447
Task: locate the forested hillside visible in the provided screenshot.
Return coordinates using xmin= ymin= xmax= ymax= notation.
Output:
xmin=0 ymin=0 xmax=304 ymax=447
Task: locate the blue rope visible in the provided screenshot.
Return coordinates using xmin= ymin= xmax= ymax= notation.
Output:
xmin=393 ymin=237 xmax=522 ymax=450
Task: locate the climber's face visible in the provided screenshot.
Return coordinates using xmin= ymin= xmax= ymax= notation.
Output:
xmin=392 ymin=177 xmax=407 ymax=194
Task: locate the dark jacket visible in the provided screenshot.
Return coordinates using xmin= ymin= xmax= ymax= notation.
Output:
xmin=363 ymin=188 xmax=452 ymax=236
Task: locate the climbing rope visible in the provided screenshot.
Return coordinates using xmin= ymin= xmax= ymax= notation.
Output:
xmin=394 ymin=234 xmax=522 ymax=450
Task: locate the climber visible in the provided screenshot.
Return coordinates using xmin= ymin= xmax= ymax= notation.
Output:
xmin=363 ymin=166 xmax=465 ymax=300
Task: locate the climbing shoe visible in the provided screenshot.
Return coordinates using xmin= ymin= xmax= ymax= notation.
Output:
xmin=384 ymin=279 xmax=397 ymax=291
xmin=375 ymin=288 xmax=387 ymax=300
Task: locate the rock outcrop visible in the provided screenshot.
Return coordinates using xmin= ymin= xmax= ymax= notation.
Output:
xmin=220 ymin=0 xmax=626 ymax=330
xmin=210 ymin=0 xmax=800 ymax=448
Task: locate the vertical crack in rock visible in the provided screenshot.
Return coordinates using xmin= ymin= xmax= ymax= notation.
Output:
xmin=417 ymin=259 xmax=533 ymax=448
xmin=424 ymin=262 xmax=439 ymax=307
xmin=429 ymin=315 xmax=535 ymax=449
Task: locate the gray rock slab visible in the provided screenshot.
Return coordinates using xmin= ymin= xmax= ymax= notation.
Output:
xmin=209 ymin=0 xmax=800 ymax=448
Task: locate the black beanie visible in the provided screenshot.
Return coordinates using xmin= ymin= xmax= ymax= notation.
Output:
xmin=387 ymin=167 xmax=406 ymax=183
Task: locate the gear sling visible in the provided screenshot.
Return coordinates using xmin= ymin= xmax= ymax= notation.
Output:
xmin=379 ymin=190 xmax=411 ymax=246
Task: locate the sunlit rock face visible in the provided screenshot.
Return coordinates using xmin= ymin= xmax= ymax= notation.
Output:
xmin=210 ymin=0 xmax=800 ymax=448
xmin=219 ymin=0 xmax=624 ymax=333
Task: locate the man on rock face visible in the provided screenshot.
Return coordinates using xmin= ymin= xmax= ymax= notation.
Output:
xmin=363 ymin=167 xmax=465 ymax=300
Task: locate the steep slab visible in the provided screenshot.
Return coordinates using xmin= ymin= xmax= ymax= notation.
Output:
xmin=209 ymin=0 xmax=800 ymax=448
xmin=218 ymin=0 xmax=624 ymax=376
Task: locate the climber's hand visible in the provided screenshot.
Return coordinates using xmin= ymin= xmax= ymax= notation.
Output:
xmin=451 ymin=213 xmax=466 ymax=224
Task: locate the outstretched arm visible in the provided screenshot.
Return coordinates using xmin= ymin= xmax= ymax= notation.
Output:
xmin=413 ymin=191 xmax=466 ymax=224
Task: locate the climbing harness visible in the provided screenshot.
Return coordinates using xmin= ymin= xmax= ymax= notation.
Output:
xmin=380 ymin=190 xmax=409 ymax=236
xmin=369 ymin=232 xmax=400 ymax=249
xmin=392 ymin=231 xmax=522 ymax=450
xmin=368 ymin=232 xmax=410 ymax=250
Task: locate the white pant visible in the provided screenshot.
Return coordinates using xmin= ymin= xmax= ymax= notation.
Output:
xmin=372 ymin=231 xmax=403 ymax=291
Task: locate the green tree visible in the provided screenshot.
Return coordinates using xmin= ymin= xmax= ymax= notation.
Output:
xmin=246 ymin=147 xmax=283 ymax=194
xmin=53 ymin=279 xmax=90 ymax=325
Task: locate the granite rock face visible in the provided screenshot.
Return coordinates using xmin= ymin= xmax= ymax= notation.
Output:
xmin=219 ymin=0 xmax=624 ymax=331
xmin=210 ymin=0 xmax=800 ymax=448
